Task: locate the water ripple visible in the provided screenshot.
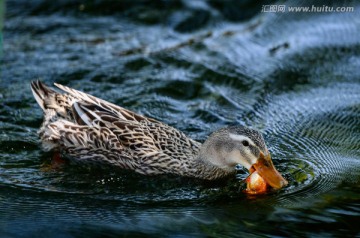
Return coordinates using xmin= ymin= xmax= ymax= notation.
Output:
xmin=2 ymin=1 xmax=360 ymax=236
xmin=255 ymin=83 xmax=360 ymax=205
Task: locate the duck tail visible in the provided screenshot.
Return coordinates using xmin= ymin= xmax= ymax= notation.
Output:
xmin=30 ymin=80 xmax=57 ymax=111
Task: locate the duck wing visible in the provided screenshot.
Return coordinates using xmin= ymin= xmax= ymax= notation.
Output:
xmin=52 ymin=82 xmax=201 ymax=153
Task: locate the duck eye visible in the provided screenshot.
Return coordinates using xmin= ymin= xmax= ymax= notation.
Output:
xmin=242 ymin=140 xmax=249 ymax=146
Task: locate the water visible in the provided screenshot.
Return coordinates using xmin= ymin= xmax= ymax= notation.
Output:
xmin=1 ymin=0 xmax=360 ymax=237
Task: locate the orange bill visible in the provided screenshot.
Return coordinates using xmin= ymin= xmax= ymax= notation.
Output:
xmin=251 ymin=152 xmax=288 ymax=189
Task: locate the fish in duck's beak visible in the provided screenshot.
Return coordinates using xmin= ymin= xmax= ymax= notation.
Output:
xmin=250 ymin=152 xmax=288 ymax=189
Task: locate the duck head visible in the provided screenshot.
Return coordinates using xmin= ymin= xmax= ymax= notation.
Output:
xmin=199 ymin=125 xmax=288 ymax=189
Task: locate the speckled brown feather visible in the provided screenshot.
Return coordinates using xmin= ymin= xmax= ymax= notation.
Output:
xmin=30 ymin=81 xmax=222 ymax=178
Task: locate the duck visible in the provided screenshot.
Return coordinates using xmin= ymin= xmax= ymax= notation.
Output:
xmin=31 ymin=81 xmax=288 ymax=189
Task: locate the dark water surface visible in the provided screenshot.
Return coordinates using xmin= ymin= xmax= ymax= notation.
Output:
xmin=1 ymin=0 xmax=360 ymax=237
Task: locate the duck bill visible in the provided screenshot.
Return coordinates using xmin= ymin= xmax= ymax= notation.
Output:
xmin=251 ymin=152 xmax=288 ymax=189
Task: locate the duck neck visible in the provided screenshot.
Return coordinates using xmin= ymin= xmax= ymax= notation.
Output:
xmin=183 ymin=155 xmax=235 ymax=180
